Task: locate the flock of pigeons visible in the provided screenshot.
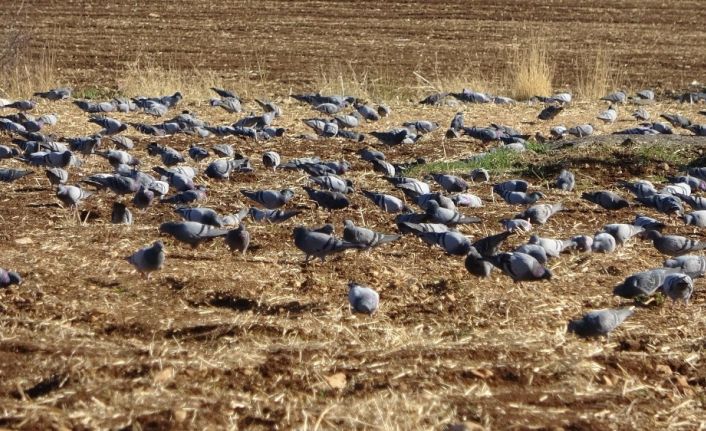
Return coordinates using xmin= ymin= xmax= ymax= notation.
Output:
xmin=1 ymin=85 xmax=706 ymax=338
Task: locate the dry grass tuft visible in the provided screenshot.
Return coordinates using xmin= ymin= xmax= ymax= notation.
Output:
xmin=574 ymin=48 xmax=621 ymax=100
xmin=507 ymin=37 xmax=554 ymax=100
xmin=313 ymin=62 xmax=408 ymax=103
xmin=0 ymin=28 xmax=59 ymax=98
xmin=116 ymin=56 xmax=221 ymax=100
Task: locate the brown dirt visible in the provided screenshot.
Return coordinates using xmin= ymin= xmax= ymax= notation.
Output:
xmin=2 ymin=0 xmax=706 ymax=91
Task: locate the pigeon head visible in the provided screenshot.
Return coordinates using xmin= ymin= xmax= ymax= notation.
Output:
xmin=683 ymin=214 xmax=694 ymax=225
xmin=282 ymin=189 xmax=295 ymax=200
xmin=153 ymin=240 xmax=164 ymax=251
xmin=7 ymin=271 xmax=22 ymax=285
xmin=567 ymin=319 xmax=583 ymax=335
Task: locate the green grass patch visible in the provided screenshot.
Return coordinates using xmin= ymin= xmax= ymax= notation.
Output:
xmin=73 ymin=86 xmax=123 ymax=100
xmin=408 ymin=148 xmax=527 ymax=176
xmin=634 ymin=144 xmax=691 ymax=166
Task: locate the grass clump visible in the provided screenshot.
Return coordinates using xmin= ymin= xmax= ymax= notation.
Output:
xmin=408 ymin=148 xmax=526 ymax=176
xmin=507 ymin=37 xmax=553 ymax=100
xmin=574 ymin=48 xmax=621 ymax=100
xmin=116 ymin=56 xmax=220 ymax=100
xmin=0 ymin=28 xmax=59 ymax=98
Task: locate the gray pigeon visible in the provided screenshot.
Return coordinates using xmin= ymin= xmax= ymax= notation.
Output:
xmin=430 ymin=173 xmax=468 ymax=193
xmin=241 ymin=189 xmax=294 ymax=209
xmin=89 ymin=115 xmax=127 ymax=135
xmin=221 ymin=207 xmax=250 ymax=226
xmin=292 ymin=226 xmax=363 ymax=262
xmin=632 ymin=107 xmax=650 ymax=121
xmin=175 ymin=207 xmax=223 ymax=227
xmin=249 ymin=207 xmax=301 ymax=223
xmin=660 ymin=273 xmax=693 ymax=304
xmin=397 ymin=222 xmax=451 ymax=235
xmin=618 ymin=179 xmax=657 ymax=198
xmin=513 ymin=244 xmax=548 ymax=265
xmin=111 ymin=202 xmax=133 ymax=225
xmin=0 ymin=168 xmax=32 ymax=182
xmin=133 ymin=186 xmax=155 ymax=210
xmin=0 ymin=268 xmax=22 ymax=288
xmin=469 ymin=168 xmax=489 ymax=183
xmin=303 ymin=187 xmax=350 ymax=210
xmin=643 ymin=230 xmax=706 ymax=256
xmin=126 ymin=241 xmax=165 ymax=279
xmin=597 ymin=105 xmax=618 ymax=124
xmin=501 ymin=190 xmax=544 ymax=205
xmin=613 ymin=268 xmax=679 ymax=298
xmin=210 ymin=97 xmax=242 ymax=113
xmin=567 ymin=124 xmax=594 ymax=137
xmin=633 ymin=214 xmax=666 ymax=231
xmin=489 ymin=252 xmax=552 ymax=283
xmin=515 ymin=203 xmax=563 ymax=225
xmin=528 ymin=235 xmax=571 ymax=258
xmin=56 ymin=185 xmax=92 ymax=208
xmin=570 ymin=235 xmax=593 ymax=252
xmin=501 ymin=218 xmax=532 ymax=233
xmin=592 ymin=233 xmax=617 ymax=253
xmin=309 ymin=175 xmax=354 ymax=194
xmin=343 ymin=220 xmax=400 ymax=249
xmin=451 ymin=193 xmax=483 ymax=208
xmin=682 ymin=211 xmax=706 ymax=227
xmin=348 ymin=282 xmax=379 ymax=315
xmin=601 ymin=223 xmax=645 ymax=245
xmin=161 ymin=186 xmax=207 ymax=205
xmin=262 ymin=151 xmax=281 ymax=171
xmin=493 ymin=179 xmax=529 ymax=195
xmin=664 ymin=255 xmax=706 ymax=278
xmin=600 ymin=91 xmax=627 ymax=104
xmin=225 ymin=224 xmax=250 ymax=255
xmin=358 ymin=147 xmax=385 ymax=162
xmin=538 ymin=104 xmax=563 ymax=121
xmin=555 ymin=169 xmax=575 ymax=192
xmin=34 ymin=87 xmax=71 ymax=100
xmin=472 ymin=231 xmax=513 ymax=258
xmin=361 ymin=190 xmax=408 ymax=213
xmin=425 ymin=200 xmax=480 ymax=225
xmin=45 ymin=168 xmax=68 ymax=185
xmin=568 ymin=308 xmax=633 ymax=337
xmin=159 ymin=221 xmax=229 ymax=248
xmin=582 ymin=191 xmax=629 ymax=210
xmin=464 ymin=246 xmax=493 ymax=277
xmin=419 ymin=231 xmax=472 ymax=255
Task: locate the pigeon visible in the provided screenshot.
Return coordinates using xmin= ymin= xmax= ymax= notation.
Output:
xmin=464 ymin=246 xmax=493 ymax=277
xmin=682 ymin=211 xmax=706 ymax=227
xmin=425 ymin=200 xmax=480 ymax=225
xmin=225 ymin=224 xmax=250 ymax=255
xmin=419 ymin=92 xmax=449 ymax=105
xmin=303 ymin=187 xmax=350 ymax=210
xmin=618 ymin=179 xmax=657 ymax=198
xmin=0 ymin=168 xmax=32 ymax=182
xmin=34 ymin=87 xmax=71 ymax=100
xmin=159 ymin=221 xmax=229 ymax=248
xmin=472 ymin=231 xmax=513 ymax=258
xmin=133 ymin=186 xmax=155 ymax=210
xmin=469 ymin=168 xmax=489 ymax=183
xmin=240 ymin=189 xmax=294 ymax=209
xmin=303 ymin=118 xmax=338 ymax=137
xmin=637 ymin=193 xmax=683 ymax=216
xmin=567 ymin=124 xmax=594 ymax=137
xmin=0 ymin=267 xmax=21 ymax=288
xmin=643 ymin=230 xmax=706 ymax=256
xmin=515 ymin=203 xmax=563 ymax=225
xmin=538 ymin=105 xmax=563 ymax=120
xmin=262 ymin=151 xmax=281 ymax=171
xmin=160 ymin=186 xmax=207 ymax=205
xmin=597 ymin=105 xmax=618 ymax=124
xmin=633 ymin=214 xmax=665 ymax=231
xmin=568 ymin=308 xmax=634 ymax=337
xmin=370 ymin=128 xmax=419 ymax=145
xmin=430 ymin=173 xmax=468 ymax=193
xmin=358 ymin=148 xmax=385 ymax=162
xmin=632 ymin=107 xmax=650 ymax=121
xmin=493 ymin=179 xmax=529 ymax=195
xmin=501 ymin=218 xmax=532 ymax=233
xmin=569 ymin=235 xmax=593 ymax=252
xmin=248 ymin=207 xmax=301 ymax=223
xmin=386 ymin=177 xmax=431 ymax=194
xmin=661 ymin=182 xmax=691 ymax=197
xmin=600 ymin=91 xmax=627 ymax=104
xmin=403 ymin=189 xmax=455 ymax=210
xmin=292 ymin=226 xmax=363 ymax=262
xmin=210 ymin=97 xmax=242 ymax=113
xmin=255 ymin=99 xmax=282 ymax=117
xmin=664 ymin=255 xmax=706 ymax=278
xmin=361 ymin=190 xmax=408 ymax=213
xmin=489 ymin=252 xmax=552 ymax=283
xmin=89 ymin=115 xmax=127 ymax=135
xmin=404 ymin=120 xmax=439 ymax=135
xmin=0 ymin=145 xmax=19 ymax=159
xmin=592 ymin=233 xmax=617 ymax=253
xmin=343 ymin=220 xmax=401 ymax=249
xmin=550 ymin=125 xmax=567 ymax=138
xmin=582 ymin=191 xmax=629 ymax=210
xmin=513 ymin=244 xmax=548 ymax=265
xmin=528 ymin=235 xmax=571 ymax=258
xmin=419 ymin=231 xmax=472 ymax=255
xmin=396 ymin=222 xmax=451 ymax=235
xmin=500 ymin=190 xmax=544 ymax=205
xmin=355 ymin=103 xmax=381 ymax=121
xmin=2 ymin=100 xmax=36 ymax=111
xmin=188 ymin=145 xmax=209 ymax=162
xmin=687 ymin=124 xmax=706 ymax=137
xmin=56 ymin=185 xmax=92 ymax=208
xmin=211 ymin=87 xmax=239 ymax=99
xmin=84 ymin=174 xmax=140 ymax=195
xmin=45 ymin=167 xmax=68 ymax=185
xmin=309 ymin=175 xmax=354 ymax=194
xmin=660 ymin=113 xmax=691 ymax=128
xmin=111 ymin=202 xmax=133 ymax=225
xmin=348 ymin=282 xmax=379 ymax=315
xmin=613 ymin=268 xmax=679 ymax=299
xmin=97 ymin=150 xmax=139 ymax=168
xmin=635 ymin=89 xmax=654 ymax=100
xmin=451 ymin=193 xmax=483 ymax=208
xmin=601 ymin=223 xmax=645 ymax=245
xmin=369 ymin=158 xmax=396 ymax=176
xmin=660 ymin=273 xmax=693 ymax=304
xmin=175 ymin=207 xmax=223 ymax=227
xmin=555 ymin=169 xmax=575 ymax=191
xmin=126 ymin=241 xmax=165 ymax=279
